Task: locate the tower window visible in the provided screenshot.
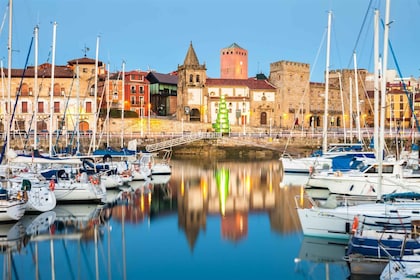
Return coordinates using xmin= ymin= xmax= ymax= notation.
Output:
xmin=196 ymin=75 xmax=200 ymax=83
xmin=189 ymin=74 xmax=193 ymax=83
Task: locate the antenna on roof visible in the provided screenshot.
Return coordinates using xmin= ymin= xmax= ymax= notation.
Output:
xmin=82 ymin=44 xmax=90 ymax=57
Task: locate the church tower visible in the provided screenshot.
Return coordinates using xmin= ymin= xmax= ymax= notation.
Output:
xmin=177 ymin=42 xmax=207 ymax=122
xmin=220 ymin=43 xmax=248 ymax=79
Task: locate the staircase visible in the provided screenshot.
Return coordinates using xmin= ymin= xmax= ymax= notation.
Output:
xmin=145 ymin=132 xmax=221 ymax=152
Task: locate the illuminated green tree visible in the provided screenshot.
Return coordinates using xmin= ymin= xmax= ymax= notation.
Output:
xmin=212 ymin=94 xmax=230 ymax=133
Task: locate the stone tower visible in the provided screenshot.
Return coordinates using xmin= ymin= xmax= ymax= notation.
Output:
xmin=177 ymin=42 xmax=207 ymax=121
xmin=268 ymin=61 xmax=310 ymax=128
xmin=220 ymin=43 xmax=248 ymax=79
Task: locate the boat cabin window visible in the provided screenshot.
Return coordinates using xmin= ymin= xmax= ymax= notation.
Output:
xmin=363 ymin=164 xmax=394 ymax=174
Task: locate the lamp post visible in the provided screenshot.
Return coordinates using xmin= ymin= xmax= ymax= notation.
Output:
xmin=242 ymin=99 xmax=246 ymax=136
xmin=148 ymin=103 xmax=151 ymax=134
xmin=140 ymin=99 xmax=144 ymax=137
xmin=181 ymin=117 xmax=184 ymax=135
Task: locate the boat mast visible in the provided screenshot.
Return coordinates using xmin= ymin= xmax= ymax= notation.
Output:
xmin=93 ymin=36 xmax=99 ymax=151
xmin=49 ymin=22 xmax=57 ymax=157
xmin=349 ymin=77 xmax=353 ymax=142
xmin=338 ymin=72 xmax=346 ymax=143
xmin=374 ymin=9 xmax=380 ymax=158
xmin=121 ymin=61 xmax=125 ymax=149
xmin=76 ymin=63 xmax=80 ymax=155
xmin=34 ymin=25 xmax=39 ymax=151
xmin=353 ymin=53 xmax=362 ymax=142
xmin=378 ymin=0 xmax=391 ymax=199
xmin=106 ymin=64 xmax=110 ymax=147
xmin=6 ymin=0 xmax=12 ymax=159
xmin=322 ymin=10 xmax=332 ymax=154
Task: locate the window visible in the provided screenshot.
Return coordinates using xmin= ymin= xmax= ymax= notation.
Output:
xmin=86 ymin=101 xmax=92 ymax=113
xmin=38 ymin=102 xmax=44 ymax=113
xmin=131 ymin=86 xmax=136 ymax=94
xmin=196 ymin=75 xmax=200 ymax=83
xmin=139 ymin=86 xmax=144 ymax=94
xmin=22 ymin=101 xmax=28 ymax=113
xmin=21 ymin=83 xmax=29 ymax=96
xmin=131 ymin=96 xmax=136 ymax=105
xmin=113 ymin=92 xmax=119 ymax=100
xmin=53 ymin=83 xmax=61 ymax=96
xmin=54 ymin=102 xmax=60 ymax=113
xmin=189 ymin=74 xmax=193 ymax=83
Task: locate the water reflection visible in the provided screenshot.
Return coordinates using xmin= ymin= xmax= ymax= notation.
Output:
xmin=0 ymin=159 xmax=352 ymax=280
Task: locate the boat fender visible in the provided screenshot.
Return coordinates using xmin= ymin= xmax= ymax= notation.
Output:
xmin=49 ymin=180 xmax=55 ymax=191
xmin=89 ymin=176 xmax=99 ymax=185
xmin=309 ymin=166 xmax=313 ymax=174
xmin=351 ymin=216 xmax=359 ymax=234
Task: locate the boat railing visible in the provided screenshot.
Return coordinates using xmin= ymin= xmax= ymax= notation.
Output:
xmin=294 ymin=194 xmax=378 ymax=210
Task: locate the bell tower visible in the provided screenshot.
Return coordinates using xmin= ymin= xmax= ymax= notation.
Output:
xmin=177 ymin=42 xmax=207 ymax=122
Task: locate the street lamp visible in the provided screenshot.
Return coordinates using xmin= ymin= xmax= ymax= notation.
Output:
xmin=242 ymin=99 xmax=246 ymax=136
xmin=148 ymin=103 xmax=151 ymax=134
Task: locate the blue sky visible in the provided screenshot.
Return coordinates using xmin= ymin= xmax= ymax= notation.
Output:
xmin=2 ymin=0 xmax=420 ymax=82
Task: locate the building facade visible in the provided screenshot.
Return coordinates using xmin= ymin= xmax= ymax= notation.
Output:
xmin=3 ymin=57 xmax=104 ymax=135
xmin=147 ymin=71 xmax=177 ymax=116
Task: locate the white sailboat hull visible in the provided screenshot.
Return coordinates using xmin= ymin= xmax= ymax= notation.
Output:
xmin=0 ymin=200 xmax=26 ymax=222
xmin=26 ymin=186 xmax=57 ymax=212
xmin=307 ymin=172 xmax=420 ymax=197
xmin=297 ymin=197 xmax=420 ymax=240
xmin=53 ymin=180 xmax=106 ymax=203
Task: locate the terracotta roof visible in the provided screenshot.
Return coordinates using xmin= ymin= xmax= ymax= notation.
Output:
xmin=4 ymin=64 xmax=74 ymax=78
xmin=206 ymin=78 xmax=275 ymax=90
xmin=67 ymin=57 xmax=103 ymax=66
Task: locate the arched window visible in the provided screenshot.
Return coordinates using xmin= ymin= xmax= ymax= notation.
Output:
xmin=196 ymin=75 xmax=200 ymax=83
xmin=189 ymin=74 xmax=193 ymax=83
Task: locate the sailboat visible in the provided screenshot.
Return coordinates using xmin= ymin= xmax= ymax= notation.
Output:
xmin=279 ymin=12 xmax=375 ymax=175
xmin=296 ymin=2 xmax=416 ymax=241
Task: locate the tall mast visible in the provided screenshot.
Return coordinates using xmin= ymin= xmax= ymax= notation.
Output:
xmin=373 ymin=9 xmax=380 ymax=158
xmin=33 ymin=25 xmax=39 ymax=150
xmin=121 ymin=61 xmax=125 ymax=149
xmin=93 ymin=36 xmax=99 ymax=151
xmin=322 ymin=11 xmax=332 ymax=154
xmin=378 ymin=0 xmax=391 ymax=199
xmin=106 ymin=64 xmax=110 ymax=147
xmin=49 ymin=22 xmax=57 ymax=157
xmin=353 ymin=52 xmax=362 ymax=142
xmin=6 ymin=0 xmax=12 ymax=158
xmin=76 ymin=64 xmax=80 ymax=155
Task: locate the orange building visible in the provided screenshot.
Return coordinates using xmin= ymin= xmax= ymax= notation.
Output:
xmin=220 ymin=43 xmax=248 ymax=79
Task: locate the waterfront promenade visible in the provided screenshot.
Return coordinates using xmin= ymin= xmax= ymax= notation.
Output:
xmin=8 ymin=116 xmax=406 ymax=159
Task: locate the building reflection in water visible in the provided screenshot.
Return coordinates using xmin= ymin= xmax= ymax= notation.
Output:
xmin=173 ymin=159 xmax=303 ymax=250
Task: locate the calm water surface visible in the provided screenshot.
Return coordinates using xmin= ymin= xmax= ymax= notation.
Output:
xmin=0 ymin=159 xmax=353 ymax=280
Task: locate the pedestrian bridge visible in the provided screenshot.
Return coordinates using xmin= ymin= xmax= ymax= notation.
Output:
xmin=144 ymin=132 xmax=221 ymax=152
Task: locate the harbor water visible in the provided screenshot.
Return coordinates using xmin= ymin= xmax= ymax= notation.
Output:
xmin=0 ymin=159 xmax=355 ymax=280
